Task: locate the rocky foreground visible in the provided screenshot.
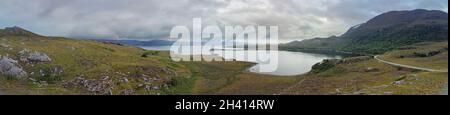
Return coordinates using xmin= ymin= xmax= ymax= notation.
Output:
xmin=0 ymin=27 xmax=185 ymax=95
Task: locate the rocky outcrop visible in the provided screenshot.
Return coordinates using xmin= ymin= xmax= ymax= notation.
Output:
xmin=0 ymin=55 xmax=27 ymax=78
xmin=399 ymin=48 xmax=448 ymax=58
xmin=364 ymin=67 xmax=380 ymax=72
xmin=311 ymin=56 xmax=373 ymax=73
xmin=18 ymin=49 xmax=52 ymax=63
xmin=161 ymin=67 xmax=178 ymax=77
xmin=0 ymin=43 xmax=10 ymax=48
xmin=337 ymin=56 xmax=373 ymax=64
xmin=63 ymin=76 xmax=114 ymax=95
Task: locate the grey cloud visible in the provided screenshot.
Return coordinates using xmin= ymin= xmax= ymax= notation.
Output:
xmin=0 ymin=0 xmax=447 ymax=40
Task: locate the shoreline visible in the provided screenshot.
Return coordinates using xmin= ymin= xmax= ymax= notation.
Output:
xmin=143 ymin=48 xmax=343 ymax=77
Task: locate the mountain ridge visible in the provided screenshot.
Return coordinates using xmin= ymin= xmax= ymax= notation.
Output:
xmin=281 ymin=9 xmax=448 ymax=54
xmin=0 ymin=26 xmax=41 ymax=37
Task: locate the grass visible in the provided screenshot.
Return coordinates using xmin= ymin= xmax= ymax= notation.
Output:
xmin=281 ymin=59 xmax=447 ymax=95
xmin=184 ymin=61 xmax=254 ymax=94
xmin=379 ymin=42 xmax=448 ymax=70
xmin=0 ymin=35 xmax=447 ymax=95
xmin=215 ymin=72 xmax=300 ymax=95
xmin=162 ymin=60 xmax=300 ymax=95
xmin=0 ymin=36 xmax=189 ymax=95
xmin=363 ymin=72 xmax=448 ymax=95
xmin=278 ymin=42 xmax=448 ymax=95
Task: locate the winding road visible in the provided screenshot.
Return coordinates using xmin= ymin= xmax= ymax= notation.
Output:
xmin=374 ymin=55 xmax=448 ymax=95
xmin=374 ymin=55 xmax=448 ymax=72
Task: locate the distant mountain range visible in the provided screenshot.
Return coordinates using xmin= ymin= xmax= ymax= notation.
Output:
xmin=281 ymin=9 xmax=448 ymax=54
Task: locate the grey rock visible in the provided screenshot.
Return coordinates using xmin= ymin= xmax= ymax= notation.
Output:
xmin=63 ymin=76 xmax=115 ymax=95
xmin=0 ymin=55 xmax=27 ymax=78
xmin=152 ymin=86 xmax=161 ymax=90
xmin=353 ymin=91 xmax=365 ymax=95
xmin=18 ymin=49 xmax=52 ymax=63
xmin=393 ymin=80 xmax=404 ymax=85
xmin=121 ymin=88 xmax=135 ymax=95
xmin=384 ymin=92 xmax=394 ymax=95
xmin=0 ymin=43 xmax=10 ymax=48
xmin=364 ymin=67 xmax=380 ymax=72
xmin=121 ymin=77 xmax=129 ymax=83
xmin=27 ymin=51 xmax=52 ymax=62
xmin=161 ymin=67 xmax=178 ymax=77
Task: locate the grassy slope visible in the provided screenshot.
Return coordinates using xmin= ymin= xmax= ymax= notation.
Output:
xmin=0 ymin=35 xmax=298 ymax=95
xmin=379 ymin=42 xmax=448 ymax=70
xmin=280 ymin=42 xmax=448 ymax=95
xmin=0 ymin=35 xmax=446 ymax=95
xmin=156 ymin=42 xmax=448 ymax=95
xmin=176 ymin=61 xmax=300 ymax=95
xmin=0 ymin=36 xmax=190 ymax=95
xmin=280 ymin=59 xmax=447 ymax=95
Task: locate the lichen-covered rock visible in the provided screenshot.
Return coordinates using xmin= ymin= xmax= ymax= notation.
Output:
xmin=0 ymin=55 xmax=27 ymax=78
xmin=62 ymin=76 xmax=114 ymax=95
xmin=0 ymin=43 xmax=10 ymax=48
xmin=364 ymin=67 xmax=380 ymax=72
xmin=18 ymin=49 xmax=52 ymax=63
xmin=120 ymin=88 xmax=135 ymax=95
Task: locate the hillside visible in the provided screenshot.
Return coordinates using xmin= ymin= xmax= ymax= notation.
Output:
xmin=0 ymin=26 xmax=299 ymax=95
xmin=280 ymin=41 xmax=448 ymax=95
xmin=0 ymin=26 xmax=40 ymax=37
xmin=378 ymin=42 xmax=448 ymax=71
xmin=281 ymin=9 xmax=448 ymax=54
xmin=94 ymin=39 xmax=175 ymax=46
xmin=0 ymin=27 xmax=190 ymax=95
xmin=0 ymin=26 xmax=447 ymax=95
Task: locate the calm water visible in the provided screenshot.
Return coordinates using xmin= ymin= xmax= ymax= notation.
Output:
xmin=141 ymin=46 xmax=346 ymax=76
xmin=140 ymin=46 xmax=173 ymax=51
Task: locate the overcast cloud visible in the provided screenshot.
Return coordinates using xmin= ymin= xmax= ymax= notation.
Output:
xmin=0 ymin=0 xmax=447 ymax=41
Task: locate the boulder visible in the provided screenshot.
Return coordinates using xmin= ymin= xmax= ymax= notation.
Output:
xmin=0 ymin=55 xmax=27 ymax=78
xmin=121 ymin=88 xmax=135 ymax=95
xmin=392 ymin=80 xmax=404 ymax=85
xmin=161 ymin=67 xmax=177 ymax=76
xmin=0 ymin=43 xmax=10 ymax=48
xmin=364 ymin=67 xmax=380 ymax=72
xmin=18 ymin=49 xmax=52 ymax=63
xmin=63 ymin=76 xmax=114 ymax=95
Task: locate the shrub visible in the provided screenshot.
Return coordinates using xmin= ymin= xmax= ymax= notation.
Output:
xmin=141 ymin=51 xmax=160 ymax=57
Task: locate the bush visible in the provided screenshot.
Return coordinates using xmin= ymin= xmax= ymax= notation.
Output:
xmin=311 ymin=59 xmax=337 ymax=74
xmin=141 ymin=51 xmax=160 ymax=57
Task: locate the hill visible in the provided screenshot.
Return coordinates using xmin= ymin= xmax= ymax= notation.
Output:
xmin=0 ymin=26 xmax=447 ymax=95
xmin=0 ymin=26 xmax=190 ymax=95
xmin=95 ymin=39 xmax=175 ymax=46
xmin=0 ymin=26 xmax=40 ymax=37
xmin=281 ymin=9 xmax=448 ymax=54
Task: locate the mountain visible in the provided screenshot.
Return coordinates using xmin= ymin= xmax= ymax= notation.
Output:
xmin=0 ymin=26 xmax=40 ymax=37
xmin=281 ymin=9 xmax=448 ymax=54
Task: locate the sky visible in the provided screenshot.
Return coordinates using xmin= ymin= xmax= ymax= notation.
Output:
xmin=0 ymin=0 xmax=448 ymax=41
